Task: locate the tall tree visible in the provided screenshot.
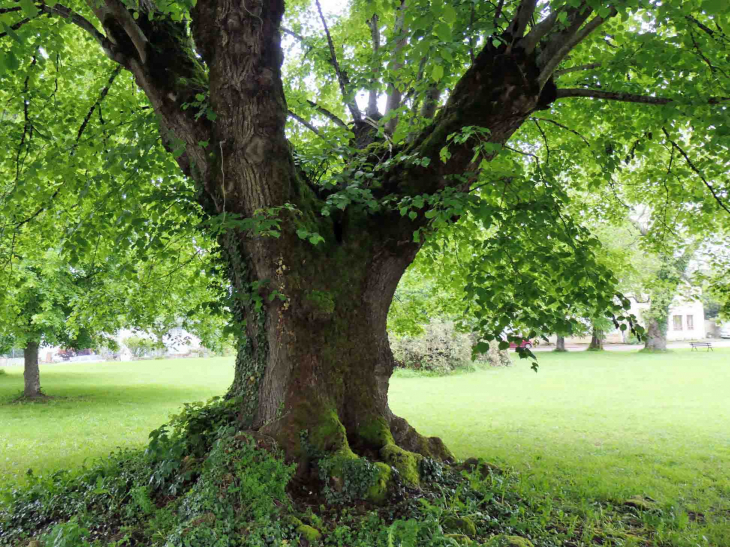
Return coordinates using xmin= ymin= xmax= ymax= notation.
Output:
xmin=2 ymin=0 xmax=729 ymax=472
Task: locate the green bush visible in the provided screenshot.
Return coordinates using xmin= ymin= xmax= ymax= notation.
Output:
xmin=390 ymin=320 xmax=473 ymax=374
xmin=122 ymin=336 xmax=158 ymax=359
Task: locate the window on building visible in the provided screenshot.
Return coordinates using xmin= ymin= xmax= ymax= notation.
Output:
xmin=687 ymin=315 xmax=694 ymax=330
xmin=673 ymin=315 xmax=683 ymax=331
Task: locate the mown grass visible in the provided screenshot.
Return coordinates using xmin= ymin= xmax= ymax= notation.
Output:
xmin=0 ymin=358 xmax=233 ymax=484
xmin=391 ymin=349 xmax=730 ymax=546
xmin=2 ymin=350 xmax=729 ymax=545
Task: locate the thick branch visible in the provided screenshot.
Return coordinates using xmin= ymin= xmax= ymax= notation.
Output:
xmin=99 ymin=0 xmax=149 ymax=63
xmin=508 ymin=0 xmax=537 ymax=42
xmin=556 ymin=88 xmax=730 ymax=105
xmin=536 ymin=4 xmax=592 ymax=76
xmin=520 ymin=8 xmax=562 ymax=54
xmin=538 ymin=8 xmax=616 ymax=88
xmin=314 ymin=0 xmax=361 ymax=122
xmin=662 ymin=128 xmax=730 ymax=217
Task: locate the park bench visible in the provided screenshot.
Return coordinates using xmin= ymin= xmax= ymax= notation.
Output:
xmin=689 ymin=342 xmax=713 ymax=351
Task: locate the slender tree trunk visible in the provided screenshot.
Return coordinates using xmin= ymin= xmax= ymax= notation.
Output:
xmin=23 ymin=340 xmax=41 ymax=398
xmin=555 ymin=335 xmax=566 ymax=352
xmin=643 ymin=318 xmax=667 ymax=351
xmin=588 ymin=328 xmax=603 ymax=350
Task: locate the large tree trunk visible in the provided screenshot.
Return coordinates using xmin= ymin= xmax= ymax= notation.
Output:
xmin=23 ymin=340 xmax=41 ymax=398
xmin=222 ymin=213 xmax=454 ymax=466
xmin=555 ymin=335 xmax=566 ymax=352
xmin=86 ymin=0 xmax=547 ymax=469
xmin=588 ymin=328 xmax=603 ymax=351
xmin=643 ymin=318 xmax=667 ymax=351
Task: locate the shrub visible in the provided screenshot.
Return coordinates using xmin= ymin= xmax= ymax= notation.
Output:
xmin=122 ymin=336 xmax=157 ymax=359
xmin=390 ymin=320 xmax=472 ymax=374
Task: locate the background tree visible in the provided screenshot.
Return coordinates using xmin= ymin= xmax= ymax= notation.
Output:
xmin=1 ymin=0 xmax=729 ymax=477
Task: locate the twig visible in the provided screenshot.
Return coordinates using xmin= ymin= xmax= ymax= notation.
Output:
xmin=662 ymin=127 xmax=730 ymax=216
xmin=556 ymin=88 xmax=730 ymax=105
xmin=314 ymin=0 xmax=361 ymax=122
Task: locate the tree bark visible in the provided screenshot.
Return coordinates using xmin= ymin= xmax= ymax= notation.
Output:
xmin=555 ymin=335 xmax=566 ymax=352
xmin=23 ymin=340 xmax=41 ymax=398
xmin=643 ymin=318 xmax=667 ymax=351
xmin=588 ymin=328 xmax=603 ymax=350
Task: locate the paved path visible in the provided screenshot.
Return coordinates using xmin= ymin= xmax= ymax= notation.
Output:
xmin=532 ymin=339 xmax=730 ymax=352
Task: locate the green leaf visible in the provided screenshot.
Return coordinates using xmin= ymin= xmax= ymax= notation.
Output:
xmin=435 ymin=22 xmax=451 ymax=42
xmin=19 ymin=0 xmax=38 ymax=18
xmin=442 ymin=5 xmax=457 ymax=24
xmin=431 ymin=64 xmax=444 ymax=81
xmin=0 ymin=22 xmax=23 ymax=45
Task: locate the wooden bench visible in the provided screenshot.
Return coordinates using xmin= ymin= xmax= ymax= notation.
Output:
xmin=690 ymin=342 xmax=713 ymax=351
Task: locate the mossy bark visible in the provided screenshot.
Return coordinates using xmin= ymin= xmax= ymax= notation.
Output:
xmin=223 ymin=212 xmax=455 ymax=467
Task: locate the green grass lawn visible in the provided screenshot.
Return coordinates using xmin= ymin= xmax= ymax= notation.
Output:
xmin=1 ymin=350 xmax=729 ymax=545
xmin=0 ymin=358 xmax=234 ymax=484
xmin=391 ymin=349 xmax=730 ymax=545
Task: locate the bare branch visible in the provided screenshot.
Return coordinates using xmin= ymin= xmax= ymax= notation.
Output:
xmin=288 ymin=111 xmax=321 ymax=136
xmin=530 ymin=116 xmax=589 ymax=145
xmin=306 ymin=100 xmax=347 ymax=128
xmin=555 ymin=88 xmax=730 ymax=105
xmin=554 ymin=62 xmax=602 ymax=77
xmin=281 ymin=26 xmax=306 ymax=42
xmin=73 ymin=65 xmax=122 ymax=154
xmin=314 ymin=0 xmax=361 ymax=122
xmin=0 ymin=7 xmax=22 ymax=14
xmin=384 ymin=0 xmax=408 ymax=135
xmin=0 ymin=17 xmax=35 ymax=39
xmin=367 ymin=14 xmax=380 ymax=118
xmin=493 ymin=0 xmax=506 ymax=28
xmin=37 ymin=3 xmax=117 ymax=62
xmin=538 ymin=8 xmax=616 ymax=88
xmin=662 ymin=127 xmax=730 ymax=217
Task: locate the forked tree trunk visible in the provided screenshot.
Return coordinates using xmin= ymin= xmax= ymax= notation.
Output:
xmin=23 ymin=340 xmax=41 ymax=398
xmin=643 ymin=319 xmax=667 ymax=351
xmin=101 ymin=0 xmax=548 ymax=466
xmin=555 ymin=335 xmax=566 ymax=352
xmin=588 ymin=328 xmax=603 ymax=350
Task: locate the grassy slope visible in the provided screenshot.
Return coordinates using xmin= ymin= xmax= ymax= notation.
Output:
xmin=1 ymin=350 xmax=729 ymax=543
xmin=0 ymin=358 xmax=233 ymax=484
